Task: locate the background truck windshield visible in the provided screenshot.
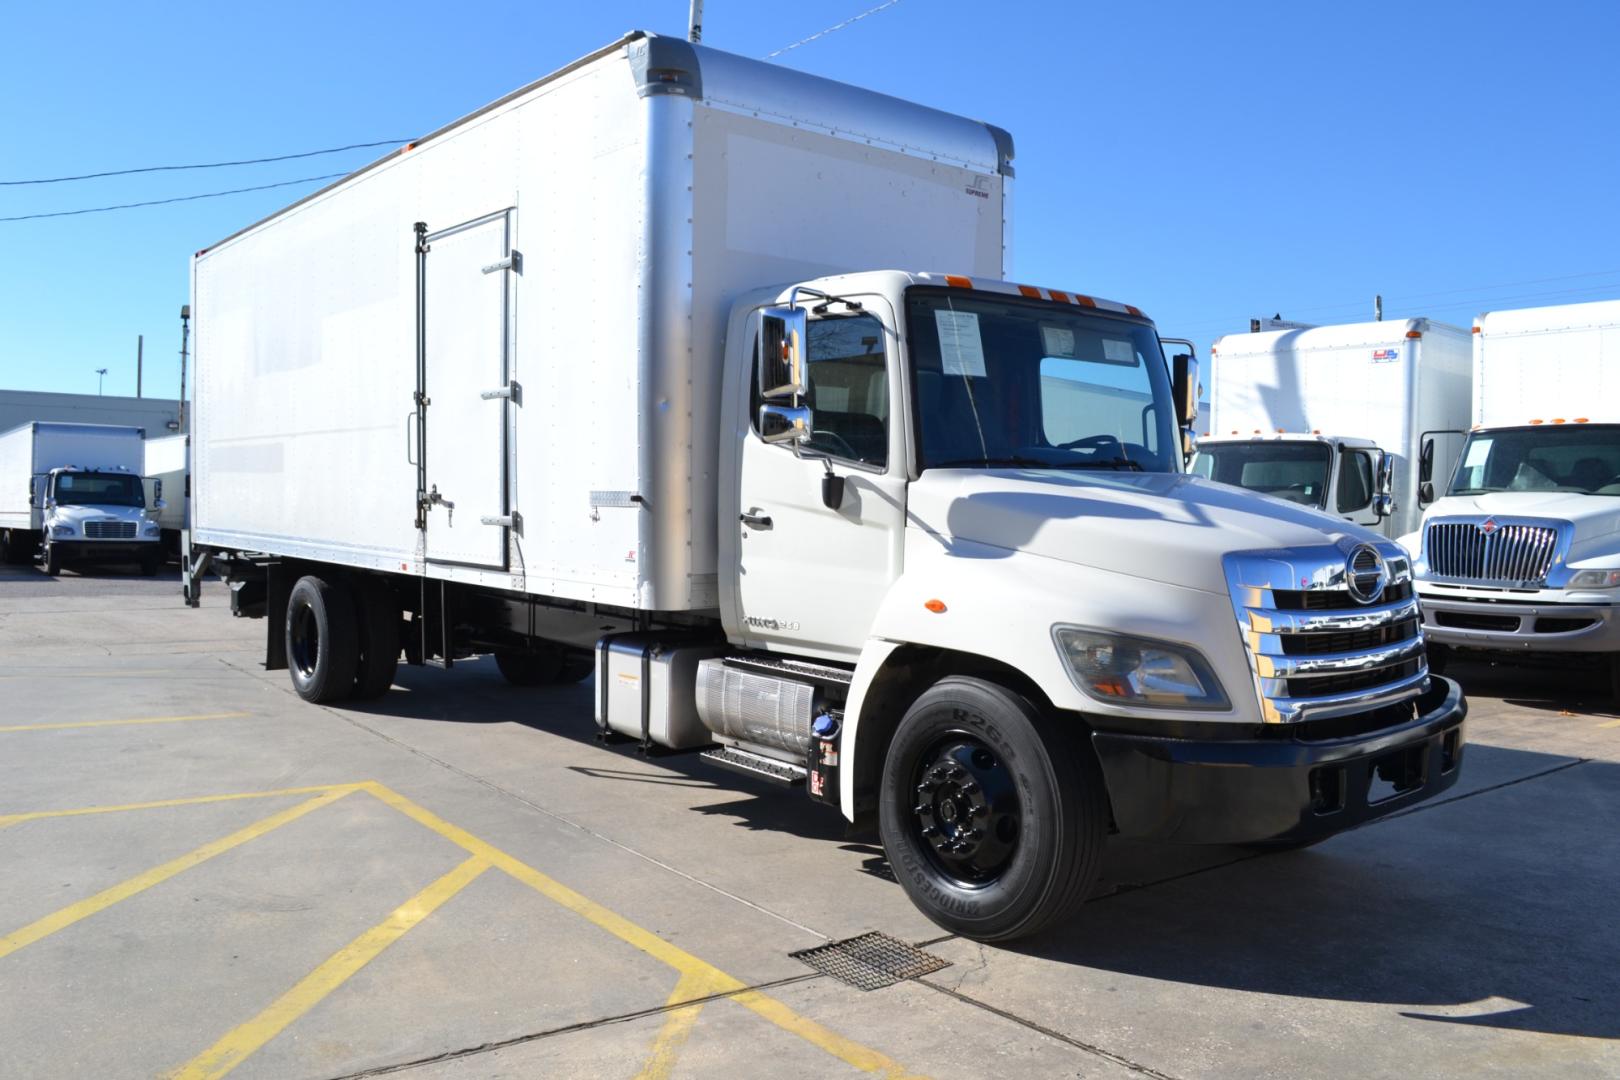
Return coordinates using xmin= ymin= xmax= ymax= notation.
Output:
xmin=905 ymin=288 xmax=1178 ymax=472
xmin=1190 ymin=442 xmax=1331 ymax=508
xmin=52 ymin=472 xmax=145 ymax=507
xmin=1450 ymin=425 xmax=1620 ymax=496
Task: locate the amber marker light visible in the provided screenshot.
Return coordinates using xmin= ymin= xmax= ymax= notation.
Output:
xmin=924 ymin=599 xmax=947 ymax=614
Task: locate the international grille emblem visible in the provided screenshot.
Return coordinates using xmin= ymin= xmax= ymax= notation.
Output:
xmin=1479 ymin=517 xmax=1499 ymax=535
xmin=1345 ymin=544 xmax=1388 ymax=605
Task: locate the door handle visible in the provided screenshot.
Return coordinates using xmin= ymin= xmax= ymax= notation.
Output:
xmin=740 ymin=509 xmax=773 ymax=530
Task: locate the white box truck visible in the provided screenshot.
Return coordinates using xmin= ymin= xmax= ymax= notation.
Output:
xmin=0 ymin=421 xmax=165 ymax=574
xmin=1407 ymin=298 xmax=1620 ymax=690
xmin=1192 ymin=319 xmax=1473 ymax=538
xmin=184 ymin=32 xmax=1466 ymax=940
xmin=142 ymin=433 xmax=187 ymax=560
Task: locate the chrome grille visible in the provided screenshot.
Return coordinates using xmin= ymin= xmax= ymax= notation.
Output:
xmin=1425 ymin=518 xmax=1562 ymax=585
xmin=1226 ymin=546 xmax=1429 ymax=724
xmin=85 ymin=520 xmax=136 ymax=539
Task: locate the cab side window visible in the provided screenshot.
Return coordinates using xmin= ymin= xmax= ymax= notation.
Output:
xmin=752 ymin=312 xmax=889 ymax=469
xmin=1337 ymin=449 xmax=1374 ymax=513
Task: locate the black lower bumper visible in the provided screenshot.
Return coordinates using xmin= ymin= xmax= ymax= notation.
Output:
xmin=54 ymin=541 xmax=159 ymax=563
xmin=1091 ymin=676 xmax=1468 ymax=844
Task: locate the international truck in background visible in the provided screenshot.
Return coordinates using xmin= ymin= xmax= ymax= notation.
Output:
xmin=1192 ymin=319 xmax=1472 ymax=538
xmin=0 ymin=422 xmax=164 ymax=575
xmin=183 ymin=32 xmax=1466 ymax=940
xmin=1406 ymin=299 xmax=1620 ymax=692
xmin=142 ymin=433 xmax=188 ymax=560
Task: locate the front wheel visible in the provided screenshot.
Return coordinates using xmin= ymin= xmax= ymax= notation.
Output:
xmin=42 ymin=543 xmax=62 ymax=576
xmin=879 ymin=676 xmax=1108 ymax=942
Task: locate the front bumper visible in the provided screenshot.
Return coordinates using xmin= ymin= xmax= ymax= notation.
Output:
xmin=1091 ymin=676 xmax=1466 ymax=844
xmin=52 ymin=540 xmax=160 ymax=563
xmin=1417 ymin=587 xmax=1620 ymax=653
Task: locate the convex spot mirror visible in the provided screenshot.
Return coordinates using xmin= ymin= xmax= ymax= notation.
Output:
xmin=1374 ymin=452 xmax=1395 ymax=517
xmin=758 ymin=403 xmax=813 ymax=446
xmin=758 ymin=306 xmax=808 ymax=400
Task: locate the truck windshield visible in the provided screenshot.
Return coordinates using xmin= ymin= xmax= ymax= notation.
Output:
xmin=1189 ymin=442 xmax=1331 ymax=508
xmin=905 ymin=288 xmax=1179 ymax=473
xmin=53 ymin=472 xmax=145 ymax=507
xmin=1449 ymin=425 xmax=1620 ymax=496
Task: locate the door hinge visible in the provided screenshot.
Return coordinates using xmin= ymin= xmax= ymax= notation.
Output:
xmin=480 ymin=380 xmax=521 ymax=404
xmin=413 ymin=390 xmax=431 ymax=407
xmin=481 ymin=251 xmax=522 ymax=275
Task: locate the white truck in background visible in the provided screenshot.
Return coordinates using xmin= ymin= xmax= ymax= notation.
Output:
xmin=142 ymin=433 xmax=188 ymax=560
xmin=184 ymin=32 xmax=1466 ymax=941
xmin=0 ymin=422 xmax=165 ymax=575
xmin=1406 ymin=299 xmax=1620 ymax=692
xmin=1192 ymin=318 xmax=1472 ymax=538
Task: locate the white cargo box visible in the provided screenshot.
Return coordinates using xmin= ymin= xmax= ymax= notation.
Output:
xmin=1472 ymin=298 xmax=1620 ymax=427
xmin=191 ymin=32 xmax=1010 ymax=611
xmin=142 ymin=433 xmax=188 ymax=533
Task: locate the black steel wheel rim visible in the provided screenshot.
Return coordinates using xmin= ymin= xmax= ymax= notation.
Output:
xmin=289 ymin=603 xmax=320 ymax=679
xmin=910 ymin=734 xmax=1020 ymax=886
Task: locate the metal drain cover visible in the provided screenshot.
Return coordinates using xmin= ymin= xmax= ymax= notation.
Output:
xmin=790 ymin=932 xmax=950 ymax=991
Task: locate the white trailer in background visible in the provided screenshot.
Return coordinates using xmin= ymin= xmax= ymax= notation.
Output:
xmin=142 ymin=433 xmax=187 ymax=560
xmin=1409 ymin=299 xmax=1620 ymax=690
xmin=1193 ymin=318 xmax=1472 ymax=537
xmin=184 ymin=32 xmax=1465 ymax=940
xmin=0 ymin=421 xmax=163 ymax=574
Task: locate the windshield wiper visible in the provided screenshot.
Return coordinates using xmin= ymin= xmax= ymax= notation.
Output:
xmin=1064 ymin=457 xmax=1144 ymax=471
xmin=930 ymin=455 xmax=1056 ymax=469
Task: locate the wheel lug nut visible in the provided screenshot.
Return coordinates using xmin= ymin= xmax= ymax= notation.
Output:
xmin=921 ymin=826 xmax=938 ymax=837
xmin=913 ymin=804 xmax=931 ymax=816
xmin=959 ymin=782 xmax=978 ymax=795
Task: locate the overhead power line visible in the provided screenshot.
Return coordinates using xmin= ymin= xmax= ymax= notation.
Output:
xmin=0 ymin=140 xmax=410 ymax=187
xmin=765 ymin=0 xmax=903 ymax=59
xmin=0 ymin=172 xmax=348 ymax=223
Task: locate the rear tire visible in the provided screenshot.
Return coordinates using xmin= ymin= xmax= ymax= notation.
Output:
xmin=1426 ymin=643 xmax=1451 ymax=677
xmin=879 ymin=676 xmax=1108 ymax=942
xmin=285 ymin=575 xmax=360 ymax=704
xmin=1 ymin=530 xmax=31 ymax=565
xmin=495 ymin=644 xmax=593 ymax=686
xmin=351 ymin=576 xmax=400 ymax=700
xmin=139 ymin=552 xmax=161 ymax=576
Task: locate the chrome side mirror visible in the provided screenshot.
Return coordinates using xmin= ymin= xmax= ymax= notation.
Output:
xmin=1172 ymin=353 xmax=1199 ymax=428
xmin=1373 ymin=492 xmax=1393 ymax=518
xmin=1377 ymin=451 xmax=1395 ymax=497
xmin=155 ymin=499 xmax=168 ymax=510
xmin=758 ymin=403 xmax=812 ymax=445
xmin=758 ymin=306 xmax=807 ymax=400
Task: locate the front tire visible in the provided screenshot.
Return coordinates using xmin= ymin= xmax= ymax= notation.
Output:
xmin=285 ymin=575 xmax=360 ymax=704
xmin=43 ymin=543 xmax=62 ymax=576
xmin=879 ymin=676 xmax=1108 ymax=942
xmin=139 ymin=552 xmax=161 ymax=576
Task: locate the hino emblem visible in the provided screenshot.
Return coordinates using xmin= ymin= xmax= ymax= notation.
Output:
xmin=1345 ymin=544 xmax=1389 ymax=605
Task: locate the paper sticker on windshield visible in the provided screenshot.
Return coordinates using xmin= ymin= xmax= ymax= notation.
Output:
xmin=935 ymin=310 xmax=987 ymax=377
xmin=1102 ymin=338 xmax=1136 ymax=364
xmin=1463 ymin=438 xmax=1492 ymax=469
xmin=1372 ymin=347 xmax=1399 ymax=363
xmin=1041 ymin=325 xmax=1077 ymax=358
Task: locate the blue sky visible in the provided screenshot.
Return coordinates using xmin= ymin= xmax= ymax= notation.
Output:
xmin=3 ymin=1 xmax=1617 ymax=399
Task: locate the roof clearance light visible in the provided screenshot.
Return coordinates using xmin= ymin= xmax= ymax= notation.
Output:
xmin=1553 ymin=418 xmax=1567 ymax=424
xmin=1530 ymin=419 xmax=1544 ymax=425
xmin=924 ymin=599 xmax=947 ymax=613
xmin=1017 ymin=285 xmax=1041 ymax=298
xmin=944 ymin=274 xmax=972 ymax=289
xmin=1125 ymin=304 xmax=1144 ymax=317
xmin=1472 ymin=326 xmax=1482 ymax=334
xmin=1049 ymin=289 xmax=1070 ymax=303
xmin=1406 ymin=330 xmax=1423 ymax=339
xmin=1577 ymin=417 xmax=1590 ymax=423
xmin=1075 ymin=293 xmax=1097 ymax=308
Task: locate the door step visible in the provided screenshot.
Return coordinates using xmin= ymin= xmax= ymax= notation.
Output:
xmin=700 ymin=746 xmax=806 ymax=786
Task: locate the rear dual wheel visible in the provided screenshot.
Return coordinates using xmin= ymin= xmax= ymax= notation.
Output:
xmin=879 ymin=676 xmax=1108 ymax=942
xmin=286 ymin=574 xmax=400 ymax=704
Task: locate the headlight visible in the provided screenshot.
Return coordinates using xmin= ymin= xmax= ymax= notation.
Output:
xmin=143 ymin=525 xmax=160 ymax=536
xmin=50 ymin=524 xmax=75 ymax=537
xmin=1568 ymin=569 xmax=1620 ymax=588
xmin=1053 ymin=627 xmax=1229 ymax=710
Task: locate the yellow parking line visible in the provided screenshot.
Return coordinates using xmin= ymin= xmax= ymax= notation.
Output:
xmin=0 ymin=711 xmax=249 ymax=734
xmin=0 ymin=783 xmax=363 ymax=831
xmin=172 ymin=855 xmax=490 ymax=1080
xmin=0 ymin=789 xmax=350 ymax=961
xmin=361 ymin=782 xmax=921 ymax=1078
xmin=635 ymin=971 xmax=717 ymax=1080
xmin=1597 ymin=718 xmax=1620 ymax=729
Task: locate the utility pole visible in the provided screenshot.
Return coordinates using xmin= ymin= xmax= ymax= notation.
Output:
xmin=136 ymin=335 xmax=144 ymax=398
xmin=688 ymin=0 xmax=703 ymax=42
xmin=95 ymin=368 xmax=109 ymax=395
xmin=179 ymin=305 xmax=191 ymax=433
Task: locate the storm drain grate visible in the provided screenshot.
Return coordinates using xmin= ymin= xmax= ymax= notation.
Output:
xmin=790 ymin=932 xmax=950 ymax=991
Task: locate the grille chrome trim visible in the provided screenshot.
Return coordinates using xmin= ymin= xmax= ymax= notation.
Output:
xmin=1423 ymin=516 xmax=1567 ymax=586
xmin=1226 ymin=544 xmax=1428 ymax=724
xmin=85 ymin=519 xmax=137 ymax=539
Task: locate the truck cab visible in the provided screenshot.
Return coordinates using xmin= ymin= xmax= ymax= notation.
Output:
xmin=1189 ymin=432 xmax=1392 ymax=530
xmin=38 ymin=466 xmax=165 ymax=576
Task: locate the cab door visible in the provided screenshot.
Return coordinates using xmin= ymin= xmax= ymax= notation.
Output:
xmin=1335 ymin=446 xmax=1384 ymax=528
xmin=733 ymin=300 xmax=907 ymax=660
